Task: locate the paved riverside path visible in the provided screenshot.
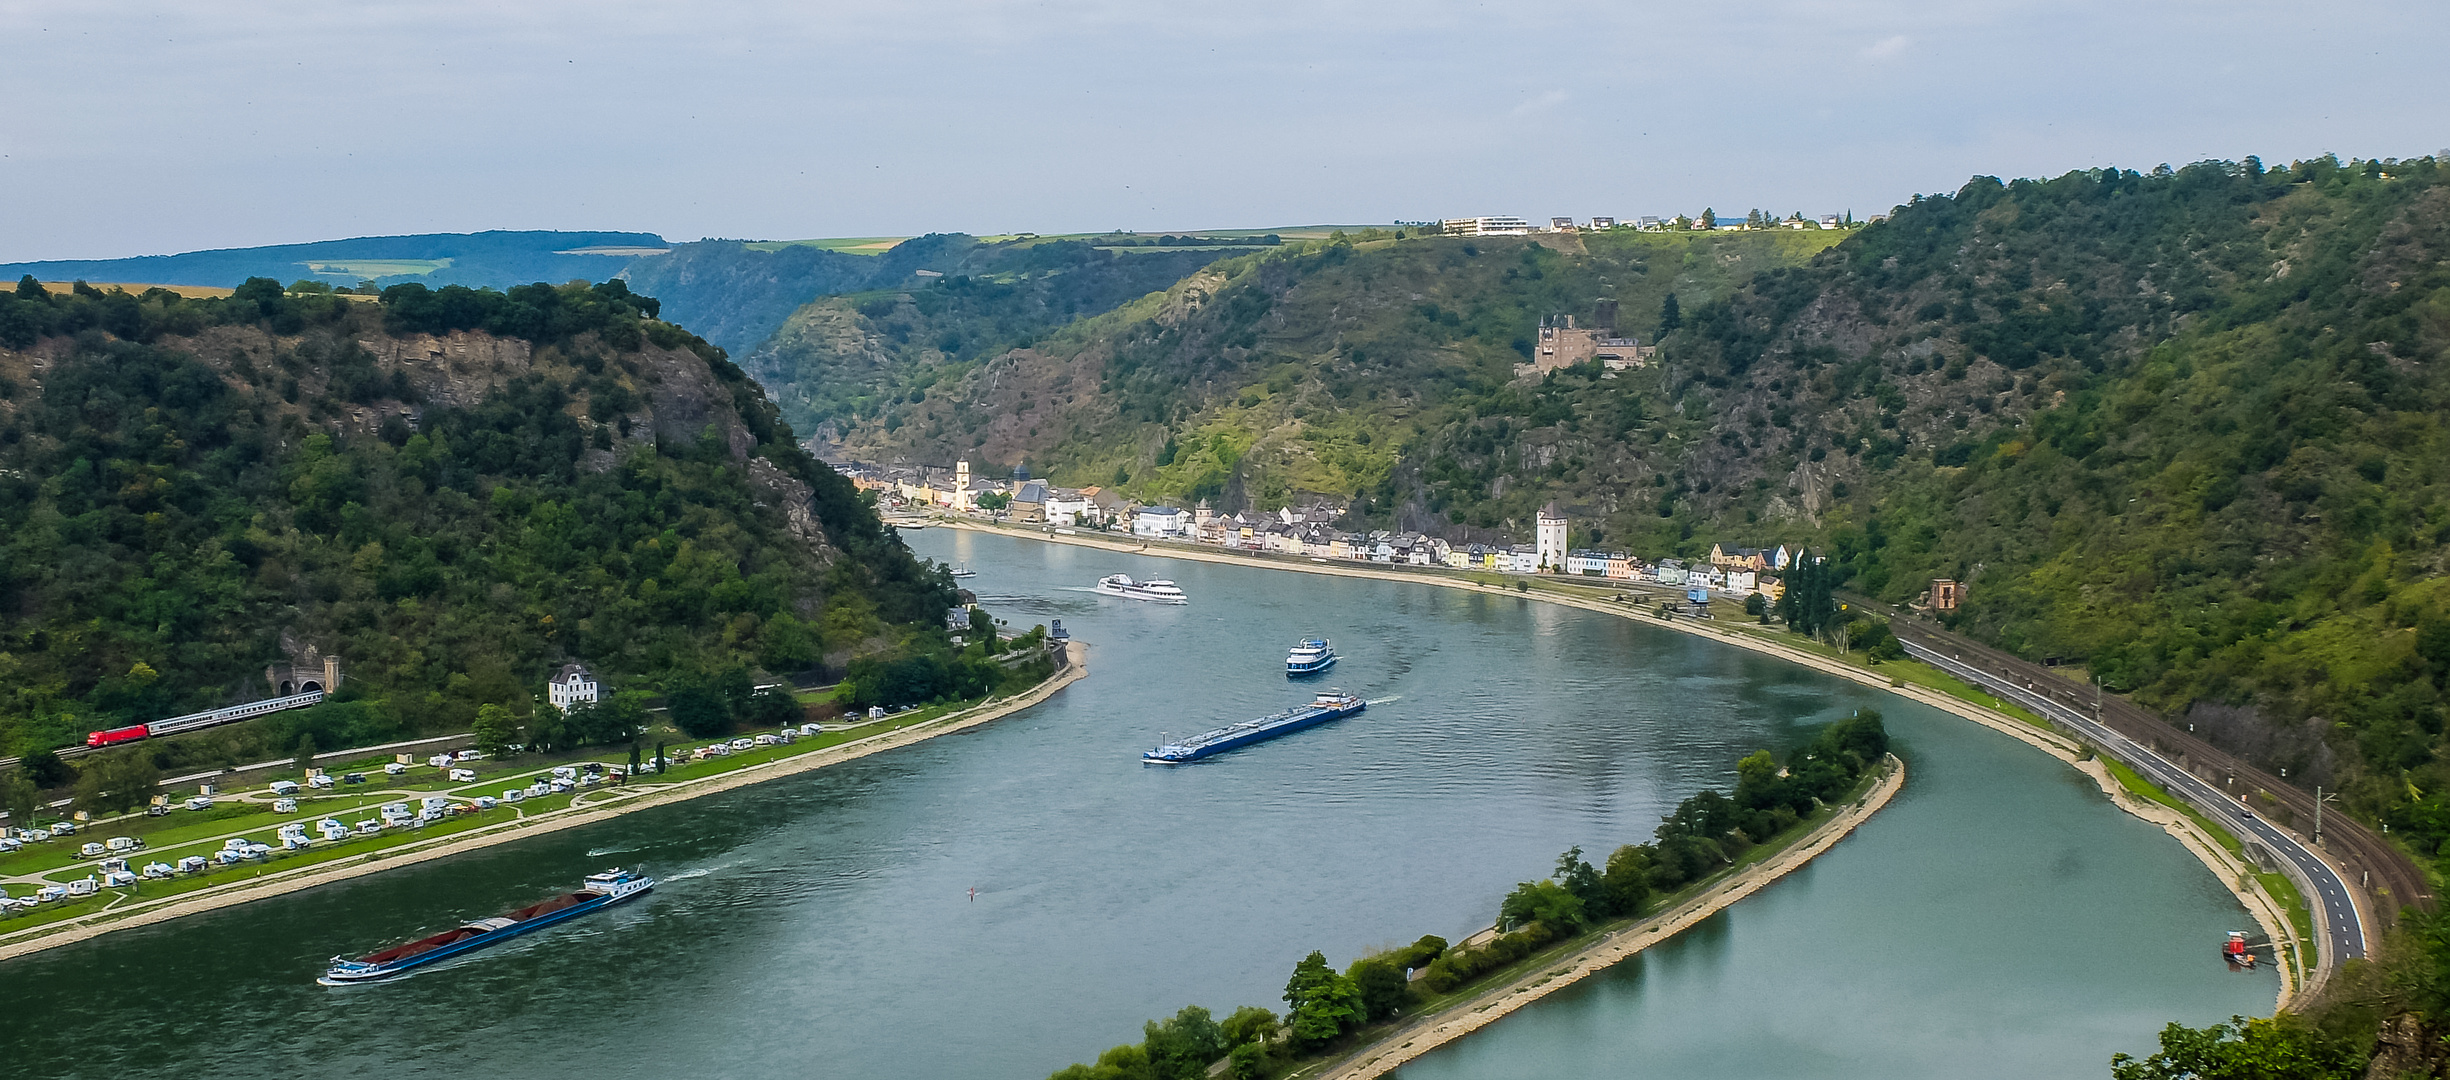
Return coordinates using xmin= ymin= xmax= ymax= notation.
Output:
xmin=1902 ymin=640 xmax=2366 ymax=988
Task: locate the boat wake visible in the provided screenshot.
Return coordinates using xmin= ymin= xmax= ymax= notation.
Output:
xmin=585 ymin=846 xmax=633 ymax=858
xmin=1367 ymin=696 xmax=1402 ymax=706
xmin=663 ymin=867 xmax=714 ymax=881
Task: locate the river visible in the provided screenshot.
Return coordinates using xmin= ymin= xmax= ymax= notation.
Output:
xmin=0 ymin=529 xmax=2268 ymax=1078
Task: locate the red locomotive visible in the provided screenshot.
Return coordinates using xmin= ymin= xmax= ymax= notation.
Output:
xmin=85 ymin=724 xmax=150 ymax=748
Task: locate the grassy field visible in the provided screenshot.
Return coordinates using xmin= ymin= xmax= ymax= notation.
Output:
xmin=744 ymin=237 xmax=910 ymax=255
xmin=302 ymin=258 xmax=452 ymax=278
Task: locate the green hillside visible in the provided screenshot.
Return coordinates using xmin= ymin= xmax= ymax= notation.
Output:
xmin=0 ymin=276 xmax=957 ymax=766
xmin=827 ymin=225 xmax=1844 ymax=520
xmin=743 ymin=239 xmax=1234 ymax=443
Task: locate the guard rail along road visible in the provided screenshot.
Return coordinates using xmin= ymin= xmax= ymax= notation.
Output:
xmin=1901 ymin=638 xmax=2367 ymax=998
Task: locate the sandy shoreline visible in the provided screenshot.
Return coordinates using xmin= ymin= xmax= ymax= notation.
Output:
xmin=1318 ymin=755 xmax=1905 ymax=1080
xmin=0 ymin=641 xmax=1089 ymax=965
xmin=940 ymin=519 xmax=2301 ymax=1009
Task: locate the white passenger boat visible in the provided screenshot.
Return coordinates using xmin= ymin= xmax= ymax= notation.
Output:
xmin=1092 ymin=574 xmax=1188 ymax=604
xmin=1285 ymin=638 xmax=1338 ymax=676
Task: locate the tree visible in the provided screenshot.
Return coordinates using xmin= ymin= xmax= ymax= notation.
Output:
xmin=473 ymin=703 xmax=520 ymax=756
xmin=977 ymin=491 xmax=1011 ymax=511
xmin=1498 ymin=878 xmax=1586 ymax=933
xmin=1282 ymin=951 xmax=1365 ymax=1050
xmin=1218 ymin=1005 xmax=1278 ymax=1048
xmin=758 ymin=612 xmax=821 ymax=673
xmin=15 ymin=274 xmax=46 ymax=302
xmin=0 ymin=767 xmax=38 ymax=824
xmin=71 ymin=748 xmax=160 ymax=815
xmin=970 ymin=606 xmax=999 ymax=651
xmin=1553 ymin=846 xmax=1605 ymax=914
xmin=293 ymin=733 xmax=318 ymax=773
xmin=1744 ymin=592 xmax=1768 ymax=620
xmin=667 ymin=685 xmax=732 ymax=738
xmin=2109 ymin=1015 xmax=2358 ymax=1080
xmin=1698 ymin=208 xmax=1717 ymax=229
xmin=742 ymin=684 xmax=802 ymax=729
xmin=1656 ymin=292 xmax=1681 ymax=337
xmin=20 ymin=747 xmax=71 ymax=789
xmin=1346 ymin=956 xmax=1413 ymax=1022
xmin=1141 ymin=1005 xmax=1227 ymax=1080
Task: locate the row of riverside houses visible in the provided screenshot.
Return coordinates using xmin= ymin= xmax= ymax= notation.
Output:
xmin=837 ymin=459 xmax=1823 ymax=604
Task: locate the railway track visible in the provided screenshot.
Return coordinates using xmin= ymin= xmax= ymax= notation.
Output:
xmin=1894 ymin=621 xmax=2433 ymax=926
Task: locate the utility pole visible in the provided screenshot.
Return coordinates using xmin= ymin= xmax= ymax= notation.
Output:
xmin=2315 ymin=786 xmax=2337 ymax=846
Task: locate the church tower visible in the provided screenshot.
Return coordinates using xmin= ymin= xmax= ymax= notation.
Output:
xmin=1536 ymin=501 xmax=1569 ymax=572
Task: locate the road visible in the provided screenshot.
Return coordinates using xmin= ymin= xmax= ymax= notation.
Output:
xmin=1901 ymin=639 xmax=2367 ymax=978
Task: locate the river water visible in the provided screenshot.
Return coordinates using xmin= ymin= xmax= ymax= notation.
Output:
xmin=0 ymin=529 xmax=2267 ymax=1078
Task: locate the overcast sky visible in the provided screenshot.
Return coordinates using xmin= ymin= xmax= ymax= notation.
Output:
xmin=2 ymin=0 xmax=2444 ymax=261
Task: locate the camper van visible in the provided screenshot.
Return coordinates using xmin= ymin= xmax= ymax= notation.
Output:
xmin=448 ymin=768 xmax=477 ymax=783
xmin=272 ymin=798 xmax=299 ymax=814
xmin=269 ymin=780 xmax=300 ymax=796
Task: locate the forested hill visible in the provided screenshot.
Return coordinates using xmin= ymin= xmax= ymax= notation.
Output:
xmin=0 ymin=276 xmax=955 ymax=758
xmin=736 ymin=238 xmax=1237 ymax=445
xmin=826 ymin=157 xmax=2450 ymax=831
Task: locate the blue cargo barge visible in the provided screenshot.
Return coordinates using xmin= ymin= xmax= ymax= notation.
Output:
xmin=1142 ymin=691 xmax=1366 ymax=764
xmin=320 ymin=869 xmax=653 ymax=984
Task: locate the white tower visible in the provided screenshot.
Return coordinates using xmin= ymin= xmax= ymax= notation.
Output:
xmin=954 ymin=460 xmax=972 ymax=509
xmin=1536 ymin=501 xmax=1569 ymax=572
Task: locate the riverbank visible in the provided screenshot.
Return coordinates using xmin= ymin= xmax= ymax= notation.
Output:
xmin=1308 ymin=753 xmax=1905 ymax=1080
xmin=0 ymin=640 xmax=1089 ymax=965
xmin=940 ymin=519 xmax=2302 ymax=1009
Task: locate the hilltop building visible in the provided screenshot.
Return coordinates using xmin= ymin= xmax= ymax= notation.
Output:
xmin=1440 ymin=216 xmax=1533 ymax=236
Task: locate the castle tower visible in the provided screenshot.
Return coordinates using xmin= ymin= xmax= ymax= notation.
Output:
xmin=1536 ymin=501 xmax=1569 ymax=572
xmin=954 ymin=459 xmax=972 ymax=510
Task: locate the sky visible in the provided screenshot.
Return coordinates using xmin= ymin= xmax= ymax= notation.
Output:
xmin=2 ymin=0 xmax=2445 ymax=261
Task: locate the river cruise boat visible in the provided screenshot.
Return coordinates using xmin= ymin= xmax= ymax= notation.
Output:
xmin=1143 ymin=691 xmax=1366 ymax=764
xmin=1285 ymin=638 xmax=1338 ymax=676
xmin=948 ymin=567 xmax=977 ymax=578
xmin=320 ymin=869 xmax=653 ymax=985
xmin=1093 ymin=574 xmax=1188 ymax=604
